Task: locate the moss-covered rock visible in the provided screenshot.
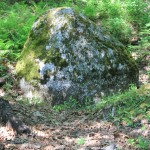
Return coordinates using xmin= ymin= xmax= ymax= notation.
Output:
xmin=16 ymin=7 xmax=139 ymax=105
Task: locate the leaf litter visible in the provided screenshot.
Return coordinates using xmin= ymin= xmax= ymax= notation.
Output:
xmin=0 ymin=96 xmax=149 ymax=150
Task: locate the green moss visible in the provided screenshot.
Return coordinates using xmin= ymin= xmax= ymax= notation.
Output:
xmin=16 ymin=50 xmax=40 ymax=81
xmin=16 ymin=10 xmax=69 ymax=81
xmin=46 ymin=50 xmax=68 ymax=68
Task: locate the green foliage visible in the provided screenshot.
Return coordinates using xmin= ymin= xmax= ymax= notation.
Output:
xmin=17 ymin=97 xmax=43 ymax=105
xmin=0 ymin=3 xmax=32 ymax=50
xmin=0 ymin=0 xmax=149 ymax=58
xmin=0 ymin=57 xmax=9 ymax=79
xmin=96 ymin=85 xmax=150 ymax=126
xmin=76 ymin=0 xmax=150 ymax=43
xmin=0 ymin=1 xmax=48 ymax=61
xmin=128 ymin=22 xmax=150 ymax=79
xmin=76 ymin=137 xmax=85 ymax=145
xmin=129 ymin=22 xmax=150 ymax=52
xmin=139 ymin=23 xmax=150 ymax=49
xmin=0 ymin=59 xmax=8 ymax=77
xmin=53 ymin=98 xmax=81 ymax=112
xmin=136 ymin=136 xmax=150 ymax=149
xmin=2 ymin=82 xmax=13 ymax=91
xmin=81 ymin=0 xmax=98 ymax=18
xmin=104 ymin=18 xmax=131 ymax=43
xmin=53 ymin=97 xmax=93 ymax=111
xmin=128 ymin=136 xmax=150 ymax=149
xmin=126 ymin=0 xmax=150 ymax=28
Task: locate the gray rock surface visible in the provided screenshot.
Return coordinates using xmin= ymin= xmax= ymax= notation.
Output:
xmin=16 ymin=7 xmax=139 ymax=105
xmin=100 ymin=144 xmax=117 ymax=150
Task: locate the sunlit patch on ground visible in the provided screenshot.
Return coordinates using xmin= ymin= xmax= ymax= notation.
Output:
xmin=0 ymin=126 xmax=15 ymax=141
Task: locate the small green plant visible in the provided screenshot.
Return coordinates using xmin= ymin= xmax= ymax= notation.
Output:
xmin=0 ymin=65 xmax=7 ymax=77
xmin=126 ymin=0 xmax=150 ymax=29
xmin=76 ymin=137 xmax=85 ymax=145
xmin=53 ymin=96 xmax=94 ymax=112
xmin=53 ymin=97 xmax=82 ymax=111
xmin=17 ymin=97 xmax=43 ymax=106
xmin=128 ymin=136 xmax=150 ymax=149
xmin=139 ymin=23 xmax=150 ymax=49
xmin=136 ymin=136 xmax=150 ymax=150
xmin=53 ymin=104 xmax=66 ymax=112
xmin=128 ymin=138 xmax=136 ymax=146
xmin=0 ymin=58 xmax=8 ymax=77
xmin=81 ymin=0 xmax=97 ymax=18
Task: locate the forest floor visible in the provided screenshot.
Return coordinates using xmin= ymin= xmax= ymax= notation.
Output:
xmin=1 ymin=102 xmax=150 ymax=150
xmin=0 ymin=48 xmax=150 ymax=150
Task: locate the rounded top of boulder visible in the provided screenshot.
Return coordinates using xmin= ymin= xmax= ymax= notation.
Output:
xmin=16 ymin=7 xmax=139 ymax=105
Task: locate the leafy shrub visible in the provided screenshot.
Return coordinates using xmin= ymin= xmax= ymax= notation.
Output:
xmin=126 ymin=0 xmax=150 ymax=29
xmin=128 ymin=136 xmax=150 ymax=150
xmin=137 ymin=136 xmax=150 ymax=149
xmin=104 ymin=18 xmax=132 ymax=43
xmin=0 ymin=1 xmax=55 ymax=61
xmin=0 ymin=3 xmax=36 ymax=50
xmin=76 ymin=0 xmax=150 ymax=43
xmin=139 ymin=23 xmax=150 ymax=49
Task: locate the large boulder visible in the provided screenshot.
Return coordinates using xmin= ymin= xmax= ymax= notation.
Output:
xmin=16 ymin=7 xmax=139 ymax=105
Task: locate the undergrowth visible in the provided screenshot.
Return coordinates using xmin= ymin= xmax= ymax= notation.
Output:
xmin=97 ymin=85 xmax=150 ymax=125
xmin=128 ymin=22 xmax=150 ymax=79
xmin=0 ymin=2 xmax=45 ymax=59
